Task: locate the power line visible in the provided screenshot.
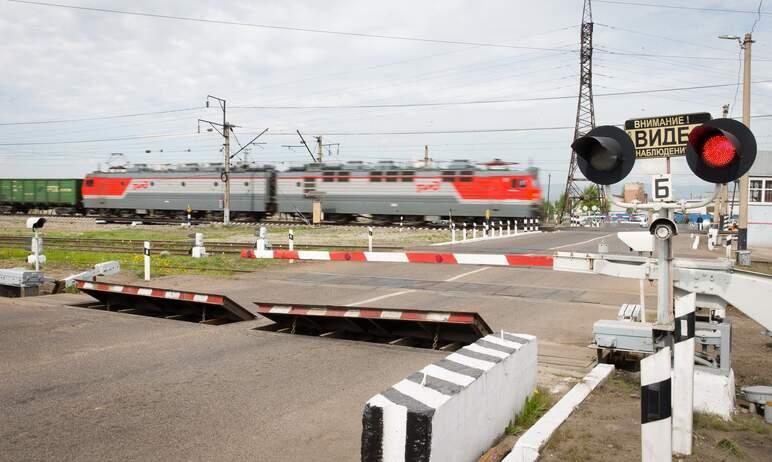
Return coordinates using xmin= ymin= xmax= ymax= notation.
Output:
xmin=0 ymin=132 xmax=199 ymax=146
xmin=8 ymin=0 xmax=578 ymax=52
xmin=595 ymin=0 xmax=772 ymax=15
xmin=232 ymin=80 xmax=772 ymax=109
xmin=0 ymin=107 xmax=202 ymax=126
xmin=596 ymin=47 xmax=772 ymax=62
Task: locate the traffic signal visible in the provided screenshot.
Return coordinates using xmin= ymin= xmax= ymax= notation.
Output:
xmin=685 ymin=118 xmax=756 ymax=184
xmin=571 ymin=125 xmax=636 ymax=185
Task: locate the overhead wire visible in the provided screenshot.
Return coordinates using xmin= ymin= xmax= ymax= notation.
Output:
xmin=7 ymin=0 xmax=579 ymax=52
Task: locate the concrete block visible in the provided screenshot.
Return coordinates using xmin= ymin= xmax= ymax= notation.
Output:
xmin=361 ymin=333 xmax=537 ymax=462
xmin=694 ymin=367 xmax=735 ymax=419
xmin=505 ymin=363 xmax=614 ymax=462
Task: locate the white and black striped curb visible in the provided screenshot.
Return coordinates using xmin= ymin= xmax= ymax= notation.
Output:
xmin=641 ymin=346 xmax=672 ymax=462
xmin=672 ymin=292 xmax=696 ymax=456
xmin=361 ymin=332 xmax=537 ymax=462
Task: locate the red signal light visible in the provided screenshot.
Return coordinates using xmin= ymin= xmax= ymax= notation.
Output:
xmin=701 ymin=135 xmax=736 ymax=167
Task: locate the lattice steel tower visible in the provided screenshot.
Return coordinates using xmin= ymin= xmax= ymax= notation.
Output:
xmin=560 ymin=0 xmax=596 ymax=222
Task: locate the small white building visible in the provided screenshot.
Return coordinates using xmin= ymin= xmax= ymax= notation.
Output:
xmin=748 ymin=151 xmax=772 ymax=247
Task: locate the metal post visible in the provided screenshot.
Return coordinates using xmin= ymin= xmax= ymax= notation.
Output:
xmin=288 ymin=229 xmax=294 ymax=251
xmin=737 ymin=32 xmax=752 ymax=258
xmin=223 ymin=120 xmax=231 ymax=225
xmin=641 ymin=346 xmax=672 ymax=462
xmin=655 ymin=229 xmax=674 ymax=325
xmin=368 ymin=226 xmax=373 ymax=252
xmin=33 ymin=229 xmax=40 ymax=272
xmin=257 ymin=226 xmax=266 ymax=253
xmin=672 ymin=292 xmax=696 ymax=456
xmin=639 ymin=279 xmax=647 ymax=323
xmin=143 ymin=241 xmax=150 ymax=281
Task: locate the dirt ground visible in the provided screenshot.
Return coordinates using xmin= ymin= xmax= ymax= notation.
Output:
xmin=539 ymin=308 xmax=771 ymax=462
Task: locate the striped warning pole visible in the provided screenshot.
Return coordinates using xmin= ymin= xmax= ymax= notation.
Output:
xmin=672 ymin=292 xmax=696 ymax=456
xmin=536 ymin=217 xmax=540 ymax=231
xmin=641 ymin=346 xmax=672 ymax=462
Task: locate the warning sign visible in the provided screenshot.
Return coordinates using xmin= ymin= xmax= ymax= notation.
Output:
xmin=625 ymin=112 xmax=711 ymax=159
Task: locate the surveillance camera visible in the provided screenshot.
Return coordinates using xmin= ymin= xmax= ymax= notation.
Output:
xmin=649 ymin=218 xmax=677 ymax=241
xmin=26 ymin=217 xmax=46 ymax=230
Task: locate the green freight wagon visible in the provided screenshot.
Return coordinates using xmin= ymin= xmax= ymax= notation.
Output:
xmin=0 ymin=179 xmax=83 ymax=211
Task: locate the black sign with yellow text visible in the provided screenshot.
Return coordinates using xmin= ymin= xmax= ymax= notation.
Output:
xmin=625 ymin=113 xmax=711 ymax=159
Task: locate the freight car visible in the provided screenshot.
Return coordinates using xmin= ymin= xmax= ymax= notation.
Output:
xmin=0 ymin=178 xmax=83 ymax=214
xmin=275 ymin=160 xmax=541 ymax=223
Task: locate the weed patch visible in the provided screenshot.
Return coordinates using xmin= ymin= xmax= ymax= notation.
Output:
xmin=506 ymin=388 xmax=554 ymax=436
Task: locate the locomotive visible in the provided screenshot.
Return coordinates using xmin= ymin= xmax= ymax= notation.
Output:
xmin=4 ymin=159 xmax=543 ymax=223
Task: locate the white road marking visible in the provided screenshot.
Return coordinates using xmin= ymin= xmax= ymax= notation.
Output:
xmin=548 ymin=233 xmax=613 ymax=250
xmin=345 ymin=289 xmax=414 ymax=307
xmin=443 ymin=266 xmax=490 ymax=282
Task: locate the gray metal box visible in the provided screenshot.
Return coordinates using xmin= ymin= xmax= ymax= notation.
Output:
xmin=593 ymin=319 xmax=654 ymax=353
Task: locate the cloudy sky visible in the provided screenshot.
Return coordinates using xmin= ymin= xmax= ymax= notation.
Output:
xmin=1 ymin=0 xmax=771 ymax=199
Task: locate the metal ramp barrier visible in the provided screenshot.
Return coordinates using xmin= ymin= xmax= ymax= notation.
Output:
xmin=254 ymin=302 xmax=492 ymax=349
xmin=75 ymin=280 xmax=255 ymax=323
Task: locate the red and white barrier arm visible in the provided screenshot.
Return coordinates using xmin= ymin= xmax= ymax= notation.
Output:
xmin=241 ymin=249 xmax=553 ymax=267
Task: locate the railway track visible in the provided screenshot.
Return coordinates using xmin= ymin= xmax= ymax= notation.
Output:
xmin=0 ymin=236 xmax=404 ymax=255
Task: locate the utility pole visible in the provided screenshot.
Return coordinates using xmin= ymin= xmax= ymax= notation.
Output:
xmin=316 ymin=136 xmax=323 ymax=163
xmin=424 ymin=145 xmax=430 ymax=167
xmin=199 ymin=95 xmax=236 ymax=225
xmin=738 ymin=33 xmax=753 ymax=257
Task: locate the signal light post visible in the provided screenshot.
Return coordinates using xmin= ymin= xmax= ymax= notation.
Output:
xmin=571 ymin=116 xmax=758 ymax=460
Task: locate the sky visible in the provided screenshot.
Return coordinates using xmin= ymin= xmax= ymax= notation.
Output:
xmin=1 ymin=0 xmax=771 ymax=200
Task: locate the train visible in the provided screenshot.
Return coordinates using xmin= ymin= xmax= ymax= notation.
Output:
xmin=1 ymin=159 xmax=543 ymax=223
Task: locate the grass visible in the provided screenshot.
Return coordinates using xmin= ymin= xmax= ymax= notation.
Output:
xmin=505 ymin=388 xmax=554 ymax=436
xmin=716 ymin=438 xmax=744 ymax=458
xmin=694 ymin=412 xmax=770 ymax=435
xmin=0 ymin=247 xmax=275 ymax=277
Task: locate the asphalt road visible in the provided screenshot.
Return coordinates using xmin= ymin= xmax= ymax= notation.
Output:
xmin=1 ymin=227 xmax=720 ymax=461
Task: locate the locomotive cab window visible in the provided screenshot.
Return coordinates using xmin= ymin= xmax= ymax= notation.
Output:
xmin=511 ymin=179 xmax=527 ymax=188
xmin=85 ymin=179 xmax=94 ymax=187
xmin=442 ymin=171 xmax=455 ymax=182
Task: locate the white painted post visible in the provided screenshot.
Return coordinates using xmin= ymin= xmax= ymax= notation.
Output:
xmin=257 ymin=226 xmax=266 ymax=253
xmin=639 ymin=279 xmax=647 ymax=323
xmin=507 ymin=220 xmax=511 ymax=236
xmin=672 ymin=292 xmax=696 ymax=457
xmin=143 ymin=241 xmax=150 ymax=281
xmin=400 ymin=216 xmax=404 ymax=232
xmin=498 ymin=221 xmax=503 ymax=237
xmin=691 ymin=234 xmax=699 ymax=250
xmin=641 ymin=346 xmax=672 ymax=462
xmin=514 ymin=219 xmax=518 ymax=235
xmin=451 ymin=223 xmax=456 ymax=243
xmin=536 ymin=218 xmax=540 ymax=231
xmin=288 ymin=229 xmax=294 ymax=251
xmin=368 ymin=226 xmax=373 ymax=252
xmin=725 ymin=234 xmax=733 ymax=259
xmin=707 ymin=229 xmax=715 ymax=251
xmin=483 ymin=221 xmax=489 ymax=238
xmin=462 ymin=222 xmax=467 ymax=241
xmin=473 ymin=223 xmax=477 ymax=239
xmin=32 ymin=230 xmax=40 ymax=271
